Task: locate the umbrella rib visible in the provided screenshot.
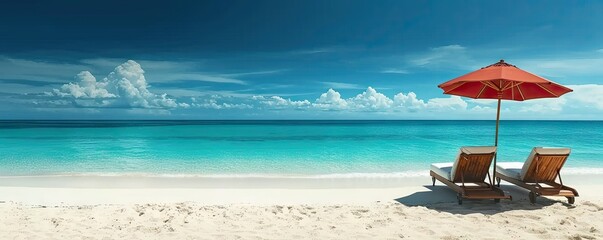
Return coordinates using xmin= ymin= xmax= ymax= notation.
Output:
xmin=500 ymin=81 xmax=513 ymax=91
xmin=443 ymin=82 xmax=467 ymax=94
xmin=516 ymin=84 xmax=525 ymax=100
xmin=482 ymin=81 xmax=499 ymax=91
xmin=505 ymin=82 xmax=524 ymax=100
xmin=536 ymin=83 xmax=558 ymax=97
xmin=511 ymin=82 xmax=514 ymax=100
xmin=500 ymin=81 xmax=518 ymax=91
xmin=475 ymin=84 xmax=487 ymax=98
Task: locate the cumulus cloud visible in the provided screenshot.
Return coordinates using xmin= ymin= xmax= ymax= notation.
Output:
xmin=393 ymin=92 xmax=426 ymax=111
xmin=470 ymin=105 xmax=495 ymax=112
xmin=253 ymin=84 xmax=603 ymax=117
xmin=52 ymin=60 xmax=182 ymax=108
xmin=256 ymin=87 xmax=470 ymax=113
xmin=41 ymin=59 xmax=603 ymax=118
xmin=110 ymin=61 xmax=179 ymax=108
xmin=190 ymin=96 xmax=252 ymax=109
xmin=53 ymin=71 xmax=115 ymax=99
xmin=349 ymin=87 xmax=393 ymax=110
xmin=315 ymin=88 xmax=348 ymax=110
xmin=426 ymin=96 xmax=468 ymax=110
xmin=252 ymin=95 xmax=311 ymax=109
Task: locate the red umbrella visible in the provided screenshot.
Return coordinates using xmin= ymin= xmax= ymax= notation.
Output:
xmin=438 ymin=59 xmax=573 ymax=179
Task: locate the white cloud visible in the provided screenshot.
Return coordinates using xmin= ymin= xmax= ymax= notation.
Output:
xmin=54 ymin=71 xmax=115 ymax=98
xmin=426 ymin=96 xmax=468 ymax=110
xmin=26 ymin=56 xmax=603 ymax=119
xmin=258 ymin=87 xmax=472 ymax=113
xmin=564 ymin=84 xmax=603 ymax=110
xmin=393 ymin=92 xmax=426 ymax=111
xmin=468 ymin=99 xmax=498 ymax=105
xmin=252 ymin=95 xmax=311 ymax=109
xmin=349 ymin=87 xmax=393 ymax=110
xmin=271 ymin=96 xmax=311 ymax=107
xmin=252 ymin=84 xmax=603 ymax=118
xmin=469 ymin=105 xmax=495 ymax=113
xmin=518 ymin=97 xmax=566 ymax=113
xmin=190 ymin=96 xmax=252 ymax=109
xmin=52 ymin=60 xmax=181 ymax=109
xmin=314 ymin=88 xmax=348 ymax=109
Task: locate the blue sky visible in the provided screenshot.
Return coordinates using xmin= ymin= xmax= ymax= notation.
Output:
xmin=1 ymin=0 xmax=603 ymax=119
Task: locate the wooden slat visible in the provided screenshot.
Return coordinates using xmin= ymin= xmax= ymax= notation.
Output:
xmin=452 ymin=153 xmax=495 ymax=183
xmin=523 ymin=154 xmax=569 ymax=182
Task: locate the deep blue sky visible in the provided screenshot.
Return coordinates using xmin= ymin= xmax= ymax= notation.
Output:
xmin=1 ymin=0 xmax=602 ymax=119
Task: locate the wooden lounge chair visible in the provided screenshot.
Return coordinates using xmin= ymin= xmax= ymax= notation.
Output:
xmin=430 ymin=146 xmax=511 ymax=204
xmin=495 ymin=147 xmax=578 ymax=204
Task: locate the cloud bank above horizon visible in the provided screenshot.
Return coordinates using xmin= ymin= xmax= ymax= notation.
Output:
xmin=9 ymin=59 xmax=599 ymax=120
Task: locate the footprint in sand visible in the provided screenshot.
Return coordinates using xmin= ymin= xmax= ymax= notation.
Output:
xmin=582 ymin=201 xmax=603 ymax=211
xmin=568 ymin=234 xmax=597 ymax=240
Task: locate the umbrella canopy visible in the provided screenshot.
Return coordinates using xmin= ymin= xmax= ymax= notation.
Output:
xmin=438 ymin=59 xmax=573 ymax=180
xmin=439 ymin=60 xmax=573 ymax=100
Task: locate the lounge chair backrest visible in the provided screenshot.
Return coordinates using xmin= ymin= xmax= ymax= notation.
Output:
xmin=451 ymin=146 xmax=497 ymax=183
xmin=520 ymin=147 xmax=571 ymax=182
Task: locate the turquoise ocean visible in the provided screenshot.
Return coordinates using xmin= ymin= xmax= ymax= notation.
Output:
xmin=0 ymin=120 xmax=601 ymax=177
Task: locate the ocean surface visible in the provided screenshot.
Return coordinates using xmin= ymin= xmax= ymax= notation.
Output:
xmin=0 ymin=120 xmax=601 ymax=177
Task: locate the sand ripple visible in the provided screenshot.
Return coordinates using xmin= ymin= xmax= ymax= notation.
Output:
xmin=1 ymin=200 xmax=602 ymax=239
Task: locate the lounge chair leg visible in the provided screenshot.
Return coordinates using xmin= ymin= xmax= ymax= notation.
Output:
xmin=432 ymin=177 xmax=436 ymax=186
xmin=496 ymin=177 xmax=501 ymax=187
xmin=457 ymin=193 xmax=463 ymax=205
xmin=567 ymin=197 xmax=575 ymax=204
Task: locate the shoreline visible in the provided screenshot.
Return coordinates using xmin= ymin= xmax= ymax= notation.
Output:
xmin=0 ymin=174 xmax=428 ymax=189
xmin=1 ymin=174 xmax=602 ymax=205
xmin=2 ymin=166 xmax=602 ymax=179
xmin=0 ymin=172 xmax=601 ymax=188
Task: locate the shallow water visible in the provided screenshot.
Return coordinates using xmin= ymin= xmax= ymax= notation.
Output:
xmin=0 ymin=120 xmax=601 ymax=176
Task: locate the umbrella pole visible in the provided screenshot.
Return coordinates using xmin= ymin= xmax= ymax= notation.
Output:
xmin=493 ymin=98 xmax=501 ymax=182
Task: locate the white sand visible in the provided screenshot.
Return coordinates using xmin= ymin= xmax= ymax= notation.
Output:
xmin=1 ymin=175 xmax=602 ymax=239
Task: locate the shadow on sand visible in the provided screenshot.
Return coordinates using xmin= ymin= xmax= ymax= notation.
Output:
xmin=394 ymin=184 xmax=576 ymax=215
